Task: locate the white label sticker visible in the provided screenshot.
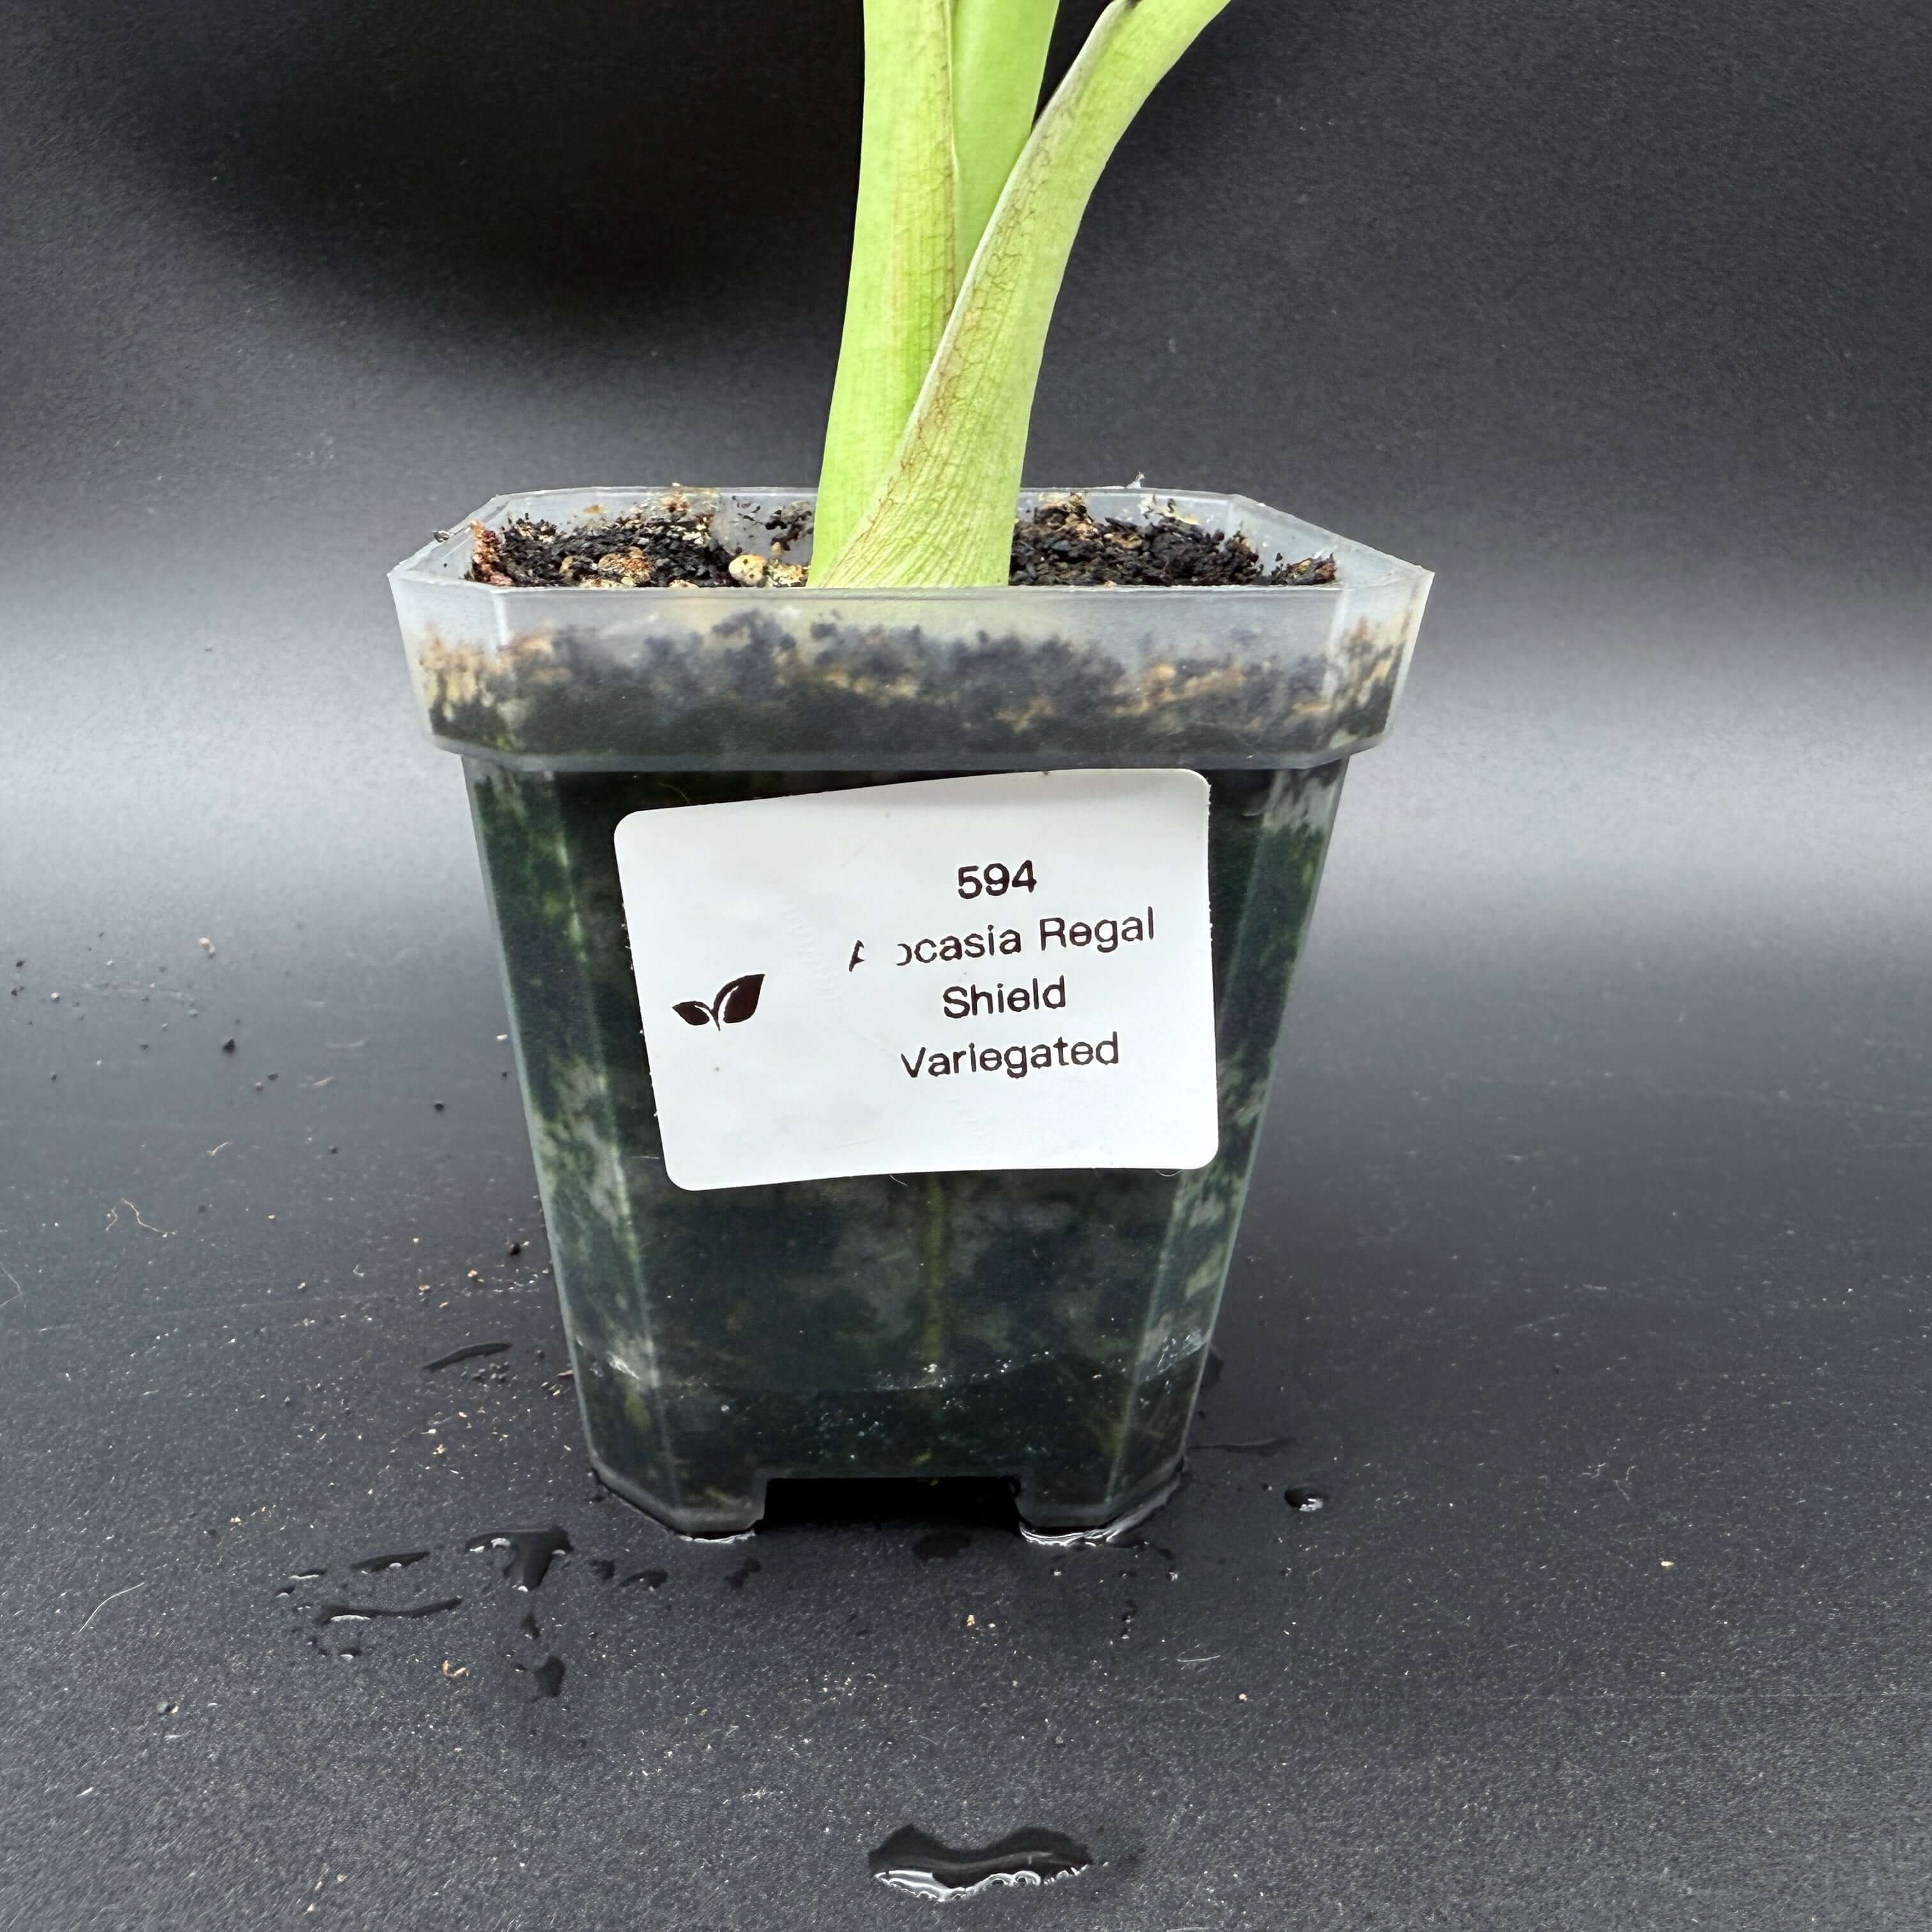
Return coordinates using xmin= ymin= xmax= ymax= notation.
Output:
xmin=613 ymin=770 xmax=1218 ymax=1191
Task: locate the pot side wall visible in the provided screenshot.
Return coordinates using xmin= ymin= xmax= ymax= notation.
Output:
xmin=468 ymin=762 xmax=1345 ymax=1535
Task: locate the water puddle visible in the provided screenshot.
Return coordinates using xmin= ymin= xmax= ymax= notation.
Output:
xmin=1019 ymin=1472 xmax=1181 ymax=1548
xmin=310 ymin=1598 xmax=462 ymax=1626
xmin=868 ymin=1825 xmax=1092 ymax=1900
xmin=282 ymin=1526 xmax=606 ymax=1692
xmin=1193 ymin=1432 xmax=1296 ymax=1456
xmin=910 ymin=1529 xmax=971 ymax=1563
xmin=465 ymin=1527 xmax=572 ymax=1590
xmin=422 ymin=1342 xmax=512 ymax=1374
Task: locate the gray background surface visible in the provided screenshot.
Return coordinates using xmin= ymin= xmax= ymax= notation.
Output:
xmin=4 ymin=3 xmax=1929 ymax=1926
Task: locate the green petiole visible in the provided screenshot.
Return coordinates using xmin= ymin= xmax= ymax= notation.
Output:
xmin=949 ymin=0 xmax=1062 ymax=287
xmin=814 ymin=0 xmax=1236 ymax=589
xmin=811 ymin=0 xmax=959 ymax=574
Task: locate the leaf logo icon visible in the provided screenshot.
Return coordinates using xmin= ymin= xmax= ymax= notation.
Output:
xmin=673 ymin=973 xmax=765 ymax=1031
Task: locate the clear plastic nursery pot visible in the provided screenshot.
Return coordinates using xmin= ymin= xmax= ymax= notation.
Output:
xmin=390 ymin=487 xmax=1429 ymax=1535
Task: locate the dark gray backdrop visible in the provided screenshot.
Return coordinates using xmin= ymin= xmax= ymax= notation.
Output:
xmin=4 ymin=3 xmax=1930 ymax=1928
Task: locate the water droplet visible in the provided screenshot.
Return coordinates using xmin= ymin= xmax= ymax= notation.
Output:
xmin=868 ymin=1825 xmax=1092 ymax=1901
xmin=519 ymin=1611 xmax=540 ymax=1641
xmin=589 ymin=1559 xmax=616 ymax=1581
xmin=621 ymin=1569 xmax=668 ymax=1590
xmin=1283 ymin=1487 xmax=1328 ymax=1513
xmin=724 ymin=1557 xmax=762 ymax=1591
xmin=465 ymin=1527 xmax=572 ymax=1590
xmin=528 ymin=1655 xmax=565 ymax=1698
xmin=350 ymin=1550 xmax=430 ymax=1574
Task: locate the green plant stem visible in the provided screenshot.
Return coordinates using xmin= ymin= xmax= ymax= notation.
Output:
xmin=814 ymin=0 xmax=1235 ymax=589
xmin=812 ymin=0 xmax=959 ymax=575
xmin=949 ymin=0 xmax=1061 ymax=284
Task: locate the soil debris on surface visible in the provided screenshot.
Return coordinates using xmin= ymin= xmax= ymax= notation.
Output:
xmin=467 ymin=494 xmax=809 ymax=590
xmin=1008 ymin=494 xmax=1335 ymax=587
xmin=463 ymin=493 xmax=1334 ymax=590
